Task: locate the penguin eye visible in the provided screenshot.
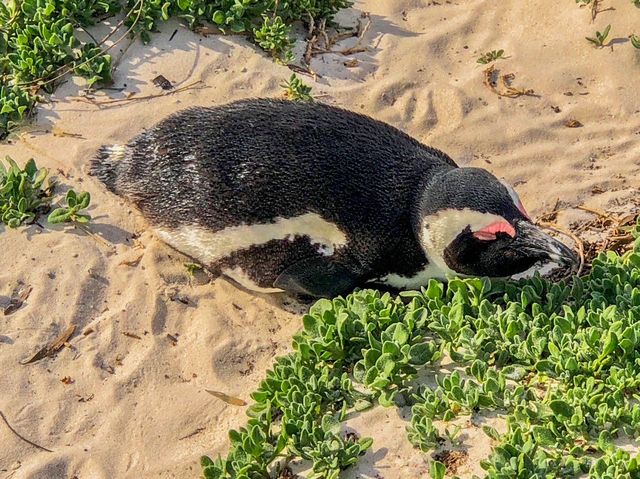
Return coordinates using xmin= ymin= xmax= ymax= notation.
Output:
xmin=473 ymin=221 xmax=516 ymax=241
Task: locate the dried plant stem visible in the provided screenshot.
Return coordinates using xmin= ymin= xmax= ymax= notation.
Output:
xmin=74 ymin=80 xmax=204 ymax=107
xmin=0 ymin=410 xmax=53 ymax=453
xmin=576 ymin=205 xmax=612 ymax=219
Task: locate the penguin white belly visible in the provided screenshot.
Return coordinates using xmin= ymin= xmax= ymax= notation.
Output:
xmin=154 ymin=212 xmax=348 ymax=272
xmin=375 ymin=262 xmax=448 ymax=289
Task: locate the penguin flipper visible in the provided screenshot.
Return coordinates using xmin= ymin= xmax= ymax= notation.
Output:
xmin=274 ymin=257 xmax=358 ymax=298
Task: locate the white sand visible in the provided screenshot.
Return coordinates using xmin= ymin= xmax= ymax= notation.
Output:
xmin=1 ymin=0 xmax=639 ymax=477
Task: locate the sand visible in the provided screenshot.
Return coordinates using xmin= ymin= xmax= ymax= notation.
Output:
xmin=1 ymin=0 xmax=639 ymax=477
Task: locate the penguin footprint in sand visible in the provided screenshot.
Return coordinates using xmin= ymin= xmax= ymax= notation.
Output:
xmin=91 ymin=99 xmax=578 ymax=298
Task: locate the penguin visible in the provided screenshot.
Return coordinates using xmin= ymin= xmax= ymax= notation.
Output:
xmin=90 ymin=98 xmax=578 ymax=298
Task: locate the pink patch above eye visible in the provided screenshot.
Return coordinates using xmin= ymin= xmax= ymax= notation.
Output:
xmin=473 ymin=221 xmax=516 ymax=241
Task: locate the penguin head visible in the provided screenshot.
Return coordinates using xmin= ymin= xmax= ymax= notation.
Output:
xmin=417 ymin=168 xmax=578 ymax=278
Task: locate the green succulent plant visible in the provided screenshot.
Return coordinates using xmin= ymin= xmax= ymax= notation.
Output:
xmin=48 ymin=189 xmax=91 ymax=224
xmin=586 ymin=24 xmax=612 ymax=47
xmin=0 ymin=86 xmax=36 ymax=136
xmin=254 ymin=16 xmax=293 ymax=63
xmin=281 ymin=73 xmax=313 ymax=102
xmin=184 ymin=262 xmax=203 ymax=277
xmin=0 ymin=157 xmax=51 ymax=227
xmin=477 ymin=49 xmax=506 ymax=64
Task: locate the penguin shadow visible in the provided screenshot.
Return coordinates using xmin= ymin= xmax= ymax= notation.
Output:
xmin=20 ymin=215 xmax=134 ymax=247
xmin=219 ymin=275 xmax=405 ymax=314
xmin=54 ymin=219 xmax=135 ymax=246
xmin=268 ymin=293 xmax=315 ymax=316
xmin=220 ymin=274 xmax=315 ymax=315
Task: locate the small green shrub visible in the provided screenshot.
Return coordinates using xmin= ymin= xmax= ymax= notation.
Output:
xmin=631 ymin=34 xmax=640 ymax=49
xmin=477 ymin=49 xmax=506 ymax=64
xmin=0 ymin=157 xmax=94 ymax=229
xmin=0 ymin=86 xmax=36 ymax=136
xmin=281 ymin=73 xmax=313 ymax=101
xmin=184 ymin=262 xmax=203 ymax=276
xmin=586 ymin=24 xmax=612 ymax=47
xmin=74 ymin=44 xmax=114 ymax=87
xmin=254 ymin=16 xmax=293 ymax=63
xmin=48 ymin=189 xmax=91 ymax=224
xmin=0 ymin=157 xmax=51 ymax=227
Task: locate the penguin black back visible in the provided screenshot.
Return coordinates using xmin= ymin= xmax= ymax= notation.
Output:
xmin=93 ymin=99 xmax=455 ymax=229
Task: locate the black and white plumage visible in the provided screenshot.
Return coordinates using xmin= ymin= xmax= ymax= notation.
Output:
xmin=90 ymin=98 xmax=577 ymax=298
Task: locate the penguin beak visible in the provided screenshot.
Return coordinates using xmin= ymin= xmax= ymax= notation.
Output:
xmin=515 ymin=221 xmax=579 ymax=271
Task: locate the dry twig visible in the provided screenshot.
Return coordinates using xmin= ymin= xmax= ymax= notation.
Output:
xmin=576 ymin=205 xmax=611 ymax=219
xmin=589 ymin=0 xmax=615 ymax=21
xmin=0 ymin=410 xmax=53 ymax=453
xmin=20 ymin=325 xmax=75 ymax=365
xmin=3 ymin=285 xmax=32 ymax=316
xmin=307 ymin=14 xmax=372 ymax=57
xmin=206 ymin=390 xmax=247 ymax=406
xmin=74 ymin=80 xmax=204 ymax=107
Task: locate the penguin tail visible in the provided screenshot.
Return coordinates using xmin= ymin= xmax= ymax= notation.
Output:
xmin=90 ymin=145 xmax=126 ymax=193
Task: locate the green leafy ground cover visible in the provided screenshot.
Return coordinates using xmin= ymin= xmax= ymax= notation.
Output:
xmin=47 ymin=188 xmax=91 ymax=223
xmin=0 ymin=0 xmax=350 ymax=139
xmin=0 ymin=157 xmax=51 ymax=226
xmin=0 ymin=156 xmax=91 ymax=227
xmin=202 ymin=218 xmax=640 ymax=479
xmin=281 ymin=73 xmax=313 ymax=101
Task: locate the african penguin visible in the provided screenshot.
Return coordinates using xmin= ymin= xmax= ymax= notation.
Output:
xmin=90 ymin=98 xmax=578 ymax=298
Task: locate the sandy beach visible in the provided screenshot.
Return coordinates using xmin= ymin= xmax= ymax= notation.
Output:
xmin=1 ymin=0 xmax=639 ymax=477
